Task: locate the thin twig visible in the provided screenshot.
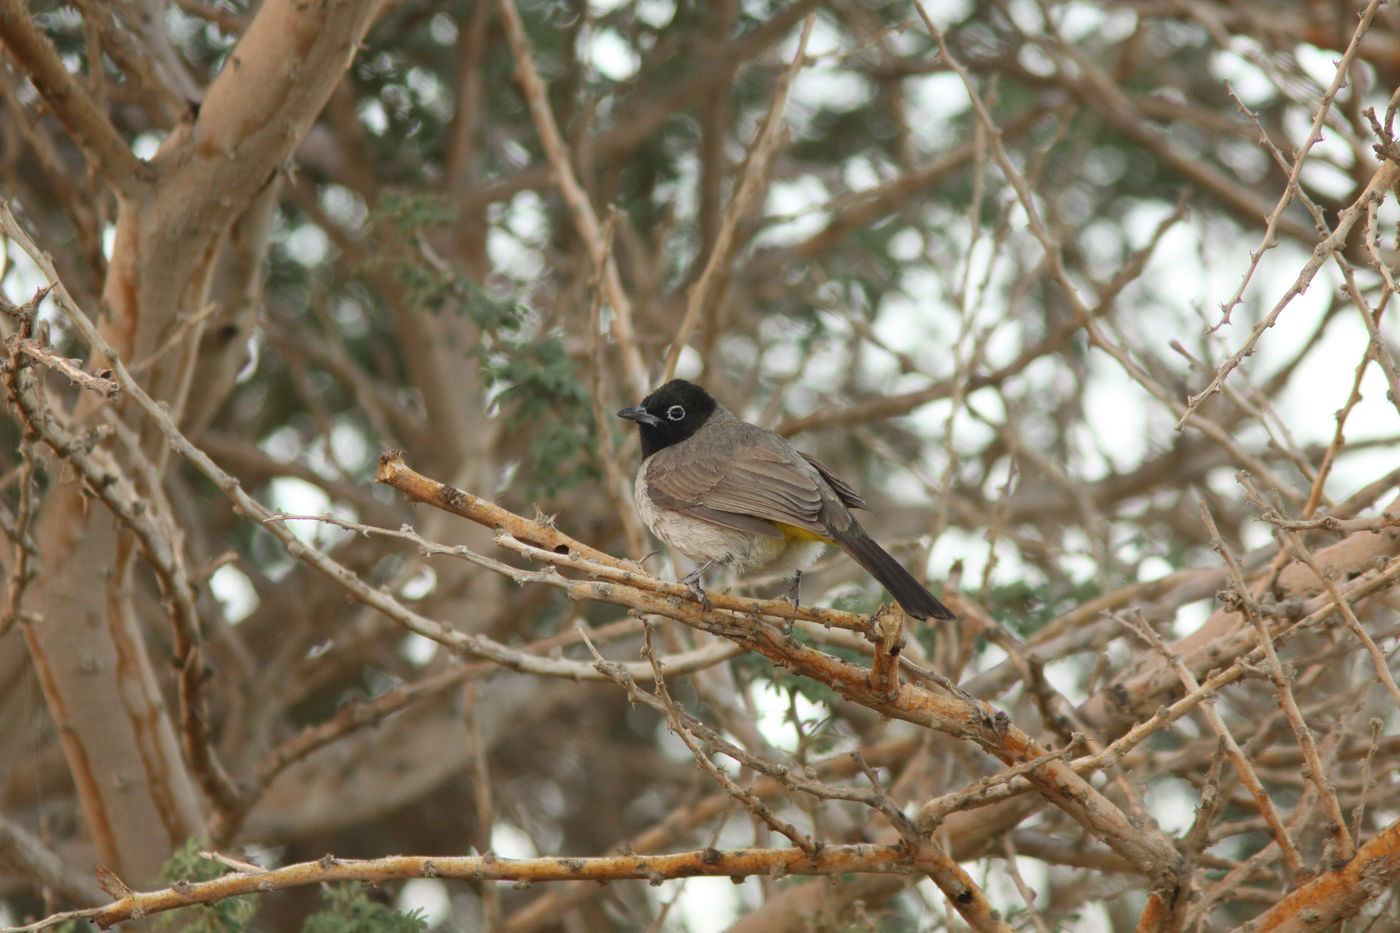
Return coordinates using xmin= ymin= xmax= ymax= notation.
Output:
xmin=662 ymin=13 xmax=815 ymax=380
xmin=494 ymin=0 xmax=647 ymax=395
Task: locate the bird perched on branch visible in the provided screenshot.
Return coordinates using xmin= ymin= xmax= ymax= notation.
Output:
xmin=618 ymin=379 xmax=955 ymax=620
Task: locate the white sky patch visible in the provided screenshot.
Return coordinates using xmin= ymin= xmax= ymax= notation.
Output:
xmin=396 ymin=878 xmax=450 ymax=928
xmin=1138 ymin=554 xmax=1176 ymax=583
xmin=1065 ymin=1 xmax=1137 ymax=42
xmin=979 ymin=855 xmax=1052 ymax=919
xmin=787 ymin=67 xmax=873 ymax=134
xmin=1081 ymin=355 xmax=1154 ymax=473
xmin=500 ymin=137 xmax=531 ymax=169
xmin=490 ymin=823 xmax=538 ymax=859
xmin=284 ymin=223 xmax=330 ymax=266
xmin=653 ymin=717 xmax=700 ymax=765
xmin=1055 ymin=534 xmax=1104 ymax=586
xmin=670 ymin=877 xmax=746 ymax=932
xmin=903 ymin=73 xmax=972 ymax=150
xmin=781 ymin=9 xmax=841 ymax=60
xmin=1169 ymin=597 xmax=1213 ymax=641
xmin=498 ymin=189 xmax=548 ymax=242
xmin=486 ymin=227 xmax=544 ymax=281
xmin=1016 ymin=40 xmax=1057 ymax=79
xmin=1217 ymin=137 xmax=1271 ymax=184
xmin=407 ymin=66 xmax=452 ymax=120
xmin=399 ymin=631 xmax=438 ymax=666
xmin=909 ymin=0 xmax=972 ymax=31
xmin=1143 ymin=778 xmax=1200 ymax=835
xmin=1047 ymin=1 xmax=1102 ymax=40
xmin=1040 ymin=655 xmax=1090 ymax=705
xmin=1210 ymin=42 xmax=1278 ymax=108
xmin=751 ymin=680 xmax=827 ymax=752
xmin=756 ymin=175 xmax=830 ymax=248
xmin=671 ymin=343 xmax=705 ymax=380
xmin=1 ymin=240 xmax=50 ymax=305
xmin=633 ymin=0 xmax=674 ymax=29
xmin=268 ymin=478 xmax=352 ymax=550
xmin=260 ymin=425 xmax=303 ymax=461
xmin=399 ymin=566 xmax=437 ymax=601
xmin=132 ymin=132 xmax=161 ymax=160
xmin=841 ymin=154 xmax=882 ymax=191
xmin=1065 ymin=902 xmax=1118 ymax=932
xmin=875 ymin=269 xmax=958 ymax=346
xmin=1278 ymin=309 xmax=1400 ymax=495
xmin=210 ymin=563 xmax=258 ymax=624
xmin=654 ymin=150 xmax=700 ymax=226
xmin=1299 ymin=158 xmax=1356 ymax=201
xmin=588 ymin=28 xmax=640 ymax=82
xmin=1294 ymin=42 xmax=1351 ymax=93
xmin=888 ymin=228 xmax=924 ymax=263
xmin=320 ymin=183 xmax=368 ymax=231
xmin=328 ymin=419 xmax=372 ymax=473
xmin=428 ymin=12 xmax=457 ymax=45
xmin=332 ymin=293 xmax=370 ymax=338
xmin=233 ymin=333 xmax=260 ymax=383
xmin=357 ymin=98 xmax=388 ymax=135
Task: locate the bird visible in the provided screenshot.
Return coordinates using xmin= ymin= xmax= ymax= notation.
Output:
xmin=617 ymin=379 xmax=955 ymax=620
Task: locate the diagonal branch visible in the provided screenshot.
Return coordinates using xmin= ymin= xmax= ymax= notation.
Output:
xmin=0 ymin=0 xmax=147 ymax=193
xmin=1242 ymin=817 xmax=1400 ymax=933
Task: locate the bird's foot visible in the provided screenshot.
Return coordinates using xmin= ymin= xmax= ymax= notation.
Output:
xmin=783 ymin=570 xmax=803 ymax=610
xmin=681 ymin=561 xmax=716 ymax=612
xmin=688 ymin=581 xmax=712 ymax=612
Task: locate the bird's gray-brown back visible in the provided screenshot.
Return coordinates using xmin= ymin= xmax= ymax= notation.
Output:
xmin=642 ymin=404 xmax=857 ymax=539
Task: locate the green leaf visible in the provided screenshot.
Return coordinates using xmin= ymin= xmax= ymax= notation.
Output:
xmin=302 ymin=884 xmax=428 ymax=933
xmin=155 ymin=839 xmax=256 ymax=933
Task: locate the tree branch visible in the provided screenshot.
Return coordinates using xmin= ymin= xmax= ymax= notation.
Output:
xmin=0 ymin=0 xmax=147 ymax=193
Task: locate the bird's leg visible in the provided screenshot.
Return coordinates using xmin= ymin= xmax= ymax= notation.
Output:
xmin=680 ymin=560 xmax=716 ymax=612
xmin=784 ymin=570 xmax=803 ymax=609
xmin=780 ymin=571 xmax=802 ymax=635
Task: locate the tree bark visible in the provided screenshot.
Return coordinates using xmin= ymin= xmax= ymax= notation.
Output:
xmin=15 ymin=0 xmax=389 ymax=885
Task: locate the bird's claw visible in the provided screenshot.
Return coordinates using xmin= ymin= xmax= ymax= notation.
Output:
xmin=681 ymin=561 xmax=715 ymax=612
xmin=783 ymin=570 xmax=803 ymax=610
xmin=689 ymin=581 xmax=712 ymax=612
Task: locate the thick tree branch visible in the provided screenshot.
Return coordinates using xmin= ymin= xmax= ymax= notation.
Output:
xmin=0 ymin=0 xmax=147 ymax=193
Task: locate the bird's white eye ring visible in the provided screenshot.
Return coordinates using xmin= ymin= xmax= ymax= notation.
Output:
xmin=666 ymin=405 xmax=685 ymax=421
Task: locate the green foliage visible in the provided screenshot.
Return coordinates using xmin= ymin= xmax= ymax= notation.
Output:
xmin=479 ymin=334 xmax=598 ymax=497
xmin=302 ymin=884 xmax=427 ymax=933
xmin=151 ymin=850 xmax=427 ymax=932
xmin=979 ymin=577 xmax=1102 ymax=639
xmin=829 ymin=589 xmax=881 ymax=617
xmin=357 ymin=194 xmax=597 ymax=498
xmin=731 ymin=628 xmax=850 ymax=708
xmin=362 ymin=195 xmax=472 ymax=317
xmin=156 ymin=839 xmax=255 ymax=933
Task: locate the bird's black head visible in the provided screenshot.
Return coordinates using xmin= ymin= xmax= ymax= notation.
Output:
xmin=617 ymin=379 xmax=719 ymax=458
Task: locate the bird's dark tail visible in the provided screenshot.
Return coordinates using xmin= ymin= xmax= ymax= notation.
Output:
xmin=836 ymin=527 xmax=956 ymax=621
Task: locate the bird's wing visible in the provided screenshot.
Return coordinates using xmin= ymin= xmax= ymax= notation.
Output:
xmin=800 ymin=452 xmax=867 ymax=510
xmin=645 ymin=441 xmax=834 ymax=539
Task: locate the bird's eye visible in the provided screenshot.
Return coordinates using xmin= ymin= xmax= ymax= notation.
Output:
xmin=666 ymin=405 xmax=686 ymax=421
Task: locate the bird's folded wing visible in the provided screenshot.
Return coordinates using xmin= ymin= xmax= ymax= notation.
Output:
xmin=646 ymin=444 xmax=829 ymax=536
xmin=800 ymin=452 xmax=867 ymax=510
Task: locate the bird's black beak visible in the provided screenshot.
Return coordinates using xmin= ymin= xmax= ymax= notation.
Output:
xmin=617 ymin=406 xmax=664 ymax=427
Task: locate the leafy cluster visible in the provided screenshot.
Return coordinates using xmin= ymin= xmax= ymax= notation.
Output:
xmin=155 ymin=844 xmax=426 ymax=933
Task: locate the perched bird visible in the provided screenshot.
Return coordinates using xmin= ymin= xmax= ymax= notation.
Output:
xmin=618 ymin=379 xmax=955 ymax=620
